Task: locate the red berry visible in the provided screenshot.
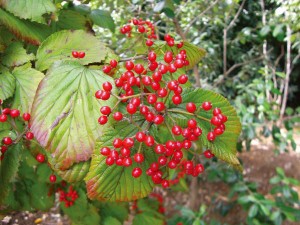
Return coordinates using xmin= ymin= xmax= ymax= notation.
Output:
xmin=155 ymin=102 xmax=165 ymax=112
xmin=211 ymin=116 xmax=222 ymax=126
xmin=152 ymin=71 xmax=162 ymax=82
xmin=72 ymin=51 xmax=78 ymax=58
xmin=168 ymin=160 xmax=177 ymax=169
xmin=100 ymin=147 xmax=111 ymax=156
xmin=153 ymin=115 xmax=164 ymax=125
xmin=157 ymin=88 xmax=168 ymax=97
xmin=120 ymin=147 xmax=131 ymax=157
xmin=123 ymin=137 xmax=134 ymax=148
xmin=106 ymin=156 xmax=114 ymax=165
xmin=113 ymin=112 xmax=123 ymax=121
xmin=26 ymin=132 xmax=34 ymax=140
xmin=113 ymin=138 xmax=123 ymax=148
xmin=144 ymin=135 xmax=155 ymax=146
xmin=78 ymin=52 xmax=85 ymax=58
xmin=161 ymin=180 xmax=170 ymax=188
xmin=214 ymin=127 xmax=224 ymax=135
xmin=207 ymin=132 xmax=216 ymax=141
xmin=159 ymin=64 xmax=168 ymax=74
xmin=36 ymin=153 xmax=45 ymax=163
xmin=132 ymin=167 xmax=142 ymax=178
xmin=172 ymin=125 xmax=182 ymax=136
xmin=123 ymin=157 xmax=132 ymax=167
xmin=138 ymin=25 xmax=145 ymax=33
xmin=168 ymin=81 xmax=178 ymax=91
xmin=183 ymin=140 xmax=192 ymax=149
xmin=147 ymin=94 xmax=157 ymax=104
xmin=172 ymin=95 xmax=182 ymax=105
xmin=2 ymin=137 xmax=12 ymax=145
xmin=148 ymin=51 xmax=157 ymax=62
xmin=110 ymin=59 xmax=118 ymax=68
xmin=146 ymin=39 xmax=154 ymax=46
xmin=134 ymin=64 xmax=145 ymax=74
xmin=22 ymin=113 xmax=31 ymax=121
xmin=98 ymin=116 xmax=108 ymax=125
xmin=135 ymin=132 xmax=146 ymax=142
xmin=134 ymin=153 xmax=144 ymax=163
xmin=164 ymin=34 xmax=172 ymax=42
xmin=202 ymin=102 xmax=212 ymax=111
xmin=0 ymin=114 xmax=7 ymax=122
xmin=142 ymin=76 xmax=152 ymax=86
xmin=130 ymin=97 xmax=141 ymax=107
xmin=177 ymin=42 xmax=184 ymax=48
xmin=49 ymin=175 xmax=56 ymax=183
xmin=127 ymin=103 xmax=137 ymax=114
xmin=145 ymin=112 xmax=155 ymax=122
xmin=10 ymin=109 xmax=20 ymax=118
xmin=164 ymin=51 xmax=173 ymax=63
xmin=100 ymin=106 xmax=111 ymax=115
xmin=187 ymin=119 xmax=197 ymax=129
xmin=102 ymin=65 xmax=112 ymax=74
xmin=155 ymin=144 xmax=166 ymax=154
xmin=103 ymin=82 xmax=113 ymax=92
xmin=204 ymin=150 xmax=215 ymax=159
xmin=194 ymin=127 xmax=202 ymax=136
xmin=140 ymin=105 xmax=149 ymax=115
xmin=125 ymin=61 xmax=134 ymax=70
xmin=178 ymin=74 xmax=188 ymax=84
xmin=95 ymin=90 xmax=103 ymax=99
xmin=213 ymin=108 xmax=222 ymax=116
xmin=186 ymin=102 xmax=197 ymax=113
xmin=2 ymin=108 xmax=10 ymax=115
xmin=101 ymin=91 xmax=111 ymax=100
xmin=167 ymin=39 xmax=175 ymax=47
xmin=158 ymin=156 xmax=167 ymax=165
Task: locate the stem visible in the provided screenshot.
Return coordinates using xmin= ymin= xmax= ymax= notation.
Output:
xmin=164 ymin=121 xmax=176 ymax=141
xmin=119 ymin=55 xmax=147 ymax=62
xmin=167 ymin=109 xmax=210 ymax=122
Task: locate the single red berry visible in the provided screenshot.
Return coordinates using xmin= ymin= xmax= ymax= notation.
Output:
xmin=164 ymin=34 xmax=172 ymax=42
xmin=155 ymin=102 xmax=165 ymax=112
xmin=49 ymin=174 xmax=57 ymax=183
xmin=101 ymin=91 xmax=111 ymax=100
xmin=138 ymin=25 xmax=145 ymax=33
xmin=167 ymin=39 xmax=175 ymax=47
xmin=214 ymin=127 xmax=224 ymax=135
xmin=148 ymin=51 xmax=157 ymax=62
xmin=168 ymin=160 xmax=177 ymax=169
xmin=113 ymin=112 xmax=123 ymax=121
xmin=157 ymin=88 xmax=168 ymax=97
xmin=140 ymin=105 xmax=149 ymax=115
xmin=26 ymin=132 xmax=34 ymax=140
xmin=103 ymin=82 xmax=113 ymax=92
xmin=2 ymin=137 xmax=12 ymax=145
xmin=154 ymin=144 xmax=166 ymax=154
xmin=130 ymin=97 xmax=141 ymax=107
xmin=123 ymin=157 xmax=132 ymax=167
xmin=183 ymin=140 xmax=192 ymax=149
xmin=211 ymin=116 xmax=222 ymax=126
xmin=2 ymin=108 xmax=10 ymax=115
xmin=123 ymin=137 xmax=134 ymax=148
xmin=186 ymin=102 xmax=197 ymax=113
xmin=144 ymin=135 xmax=155 ymax=146
xmin=125 ymin=61 xmax=134 ymax=70
xmin=95 ymin=90 xmax=103 ymax=99
xmin=172 ymin=95 xmax=182 ymax=105
xmin=134 ymin=64 xmax=145 ymax=74
xmin=100 ymin=147 xmax=111 ymax=156
xmin=106 ymin=156 xmax=114 ymax=166
xmin=172 ymin=125 xmax=182 ymax=136
xmin=213 ymin=108 xmax=222 ymax=116
xmin=177 ymin=42 xmax=184 ymax=48
xmin=120 ymin=147 xmax=131 ymax=157
xmin=110 ymin=59 xmax=118 ymax=68
xmin=36 ymin=153 xmax=45 ymax=163
xmin=113 ymin=138 xmax=123 ymax=148
xmin=147 ymin=94 xmax=157 ymax=104
xmin=167 ymin=81 xmax=178 ymax=91
xmin=78 ymin=52 xmax=85 ymax=58
xmin=204 ymin=150 xmax=215 ymax=159
xmin=207 ymin=132 xmax=216 ymax=142
xmin=151 ymin=82 xmax=160 ymax=90
xmin=158 ymin=156 xmax=167 ymax=165
xmin=0 ymin=114 xmax=7 ymax=122
xmin=72 ymin=51 xmax=78 ymax=58
xmin=145 ymin=112 xmax=155 ymax=122
xmin=1 ymin=146 xmax=8 ymax=154
xmin=194 ymin=164 xmax=204 ymax=174
xmin=127 ymin=103 xmax=137 ymax=114
xmin=194 ymin=127 xmax=202 ymax=136
xmin=152 ymin=71 xmax=162 ymax=82
xmin=161 ymin=180 xmax=170 ymax=188
xmin=142 ymin=76 xmax=152 ymax=86
xmin=135 ymin=132 xmax=146 ymax=142
xmin=202 ymin=102 xmax=212 ymax=111
xmin=146 ymin=39 xmax=154 ymax=46
xmin=159 ymin=64 xmax=168 ymax=74
xmin=110 ymin=150 xmax=119 ymax=159
xmin=187 ymin=119 xmax=197 ymax=129
xmin=134 ymin=153 xmax=144 ymax=163
xmin=132 ymin=167 xmax=142 ymax=178
xmin=100 ymin=106 xmax=111 ymax=115
xmin=10 ymin=109 xmax=20 ymax=118
xmin=98 ymin=116 xmax=108 ymax=125
xmin=153 ymin=115 xmax=164 ymax=125
xmin=116 ymin=158 xmax=124 ymax=166
xmin=22 ymin=113 xmax=31 ymax=121
xmin=164 ymin=51 xmax=173 ymax=63
xmin=102 ymin=65 xmax=112 ymax=74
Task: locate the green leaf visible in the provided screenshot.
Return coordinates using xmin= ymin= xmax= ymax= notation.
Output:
xmin=0 ymin=143 xmax=21 ymax=204
xmin=168 ymin=88 xmax=242 ymax=171
xmin=269 ymin=176 xmax=281 ymax=184
xmin=89 ymin=9 xmax=115 ymax=32
xmin=36 ymin=30 xmax=112 ymax=71
xmin=85 ymin=121 xmax=157 ymax=201
xmin=0 ymin=0 xmax=56 ymax=23
xmin=248 ymin=204 xmax=258 ymax=218
xmin=0 ymin=66 xmax=15 ymax=101
xmin=99 ymin=202 xmax=129 ymax=223
xmin=30 ymin=183 xmax=55 ymax=210
xmin=259 ymin=25 xmax=271 ymax=37
xmin=0 ymin=8 xmax=51 ymax=45
xmin=56 ymin=161 xmax=90 ymax=183
xmin=31 ymin=61 xmax=117 ymax=170
xmin=276 ymin=167 xmax=285 ymax=177
xmin=2 ymin=42 xmax=35 ymax=67
xmin=103 ymin=217 xmax=122 ymax=225
xmin=56 ymin=10 xmax=91 ymax=31
xmin=12 ymin=63 xmax=44 ymax=113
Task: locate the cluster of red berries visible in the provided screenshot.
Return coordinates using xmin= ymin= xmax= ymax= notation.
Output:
xmin=94 ymin=19 xmax=228 ymax=187
xmin=57 ymin=185 xmax=79 ymax=208
xmin=120 ymin=18 xmax=157 ymax=46
xmin=0 ymin=104 xmax=34 ymax=160
xmin=71 ymin=51 xmax=85 ymax=58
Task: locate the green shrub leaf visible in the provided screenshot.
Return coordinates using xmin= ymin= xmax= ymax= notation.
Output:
xmin=89 ymin=9 xmax=115 ymax=32
xmin=0 ymin=66 xmax=15 ymax=100
xmin=2 ymin=42 xmax=35 ymax=67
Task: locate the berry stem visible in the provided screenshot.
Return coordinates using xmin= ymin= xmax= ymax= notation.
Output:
xmin=167 ymin=109 xmax=210 ymax=122
xmin=164 ymin=121 xmax=176 ymax=141
xmin=119 ymin=55 xmax=147 ymax=62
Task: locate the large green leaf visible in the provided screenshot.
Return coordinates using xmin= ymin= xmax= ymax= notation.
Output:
xmin=167 ymin=88 xmax=242 ymax=171
xmin=85 ymin=121 xmax=157 ymax=202
xmin=181 ymin=41 xmax=206 ymax=70
xmin=89 ymin=9 xmax=115 ymax=32
xmin=2 ymin=42 xmax=35 ymax=67
xmin=36 ymin=30 xmax=111 ymax=71
xmin=0 ymin=143 xmax=21 ymax=204
xmin=0 ymin=65 xmax=15 ymax=100
xmin=12 ymin=63 xmax=44 ymax=113
xmin=0 ymin=0 xmax=56 ymax=24
xmin=0 ymin=8 xmax=51 ymax=45
xmin=31 ymin=61 xmax=117 ymax=170
xmin=56 ymin=10 xmax=92 ymax=31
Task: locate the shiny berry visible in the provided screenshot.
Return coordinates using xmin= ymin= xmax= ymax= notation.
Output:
xmin=132 ymin=167 xmax=142 ymax=178
xmin=134 ymin=153 xmax=144 ymax=163
xmin=72 ymin=51 xmax=78 ymax=58
xmin=172 ymin=95 xmax=182 ymax=105
xmin=103 ymin=82 xmax=113 ymax=92
xmin=100 ymin=106 xmax=111 ymax=115
xmin=110 ymin=59 xmax=118 ymax=68
xmin=172 ymin=125 xmax=182 ymax=135
xmin=186 ymin=102 xmax=197 ymax=113
xmin=26 ymin=132 xmax=34 ymax=140
xmin=207 ymin=132 xmax=216 ymax=141
xmin=100 ymin=147 xmax=111 ymax=156
xmin=113 ymin=112 xmax=123 ymax=121
xmin=2 ymin=137 xmax=12 ymax=145
xmin=49 ymin=175 xmax=56 ymax=183
xmin=78 ymin=52 xmax=85 ymax=58
xmin=202 ymin=102 xmax=212 ymax=111
xmin=22 ymin=113 xmax=31 ymax=121
xmin=36 ymin=153 xmax=45 ymax=163
xmin=204 ymin=150 xmax=215 ymax=159
xmin=10 ymin=109 xmax=20 ymax=118
xmin=135 ymin=132 xmax=146 ymax=142
xmin=98 ymin=116 xmax=108 ymax=125
xmin=0 ymin=114 xmax=7 ymax=122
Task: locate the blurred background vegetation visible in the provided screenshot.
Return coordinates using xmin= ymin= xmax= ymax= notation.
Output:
xmin=1 ymin=0 xmax=300 ymax=224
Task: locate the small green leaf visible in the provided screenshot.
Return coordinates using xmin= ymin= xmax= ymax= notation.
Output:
xmin=103 ymin=217 xmax=122 ymax=225
xmin=85 ymin=121 xmax=157 ymax=201
xmin=2 ymin=42 xmax=35 ymax=67
xmin=248 ymin=204 xmax=258 ymax=218
xmin=30 ymin=183 xmax=55 ymax=210
xmin=0 ymin=0 xmax=56 ymax=23
xmin=56 ymin=10 xmax=91 ymax=30
xmin=31 ymin=61 xmax=117 ymax=170
xmin=0 ymin=66 xmax=15 ymax=101
xmin=36 ymin=30 xmax=112 ymax=71
xmin=259 ymin=25 xmax=271 ymax=37
xmin=12 ymin=63 xmax=44 ymax=113
xmin=0 ymin=143 xmax=22 ymax=204
xmin=269 ymin=176 xmax=281 ymax=184
xmin=89 ymin=9 xmax=115 ymax=32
